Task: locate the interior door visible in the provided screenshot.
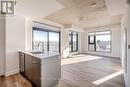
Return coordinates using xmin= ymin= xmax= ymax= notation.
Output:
xmin=122 ymin=28 xmax=127 ymax=76
xmin=123 ymin=28 xmax=127 ymax=76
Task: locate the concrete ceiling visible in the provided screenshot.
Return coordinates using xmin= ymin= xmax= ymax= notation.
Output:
xmin=105 ymin=0 xmax=125 ymax=16
xmin=45 ymin=0 xmax=122 ymax=28
xmin=15 ymin=0 xmax=64 ymax=19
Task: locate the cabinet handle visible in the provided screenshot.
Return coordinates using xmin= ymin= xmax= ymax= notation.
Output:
xmin=32 ymin=61 xmax=37 ymax=64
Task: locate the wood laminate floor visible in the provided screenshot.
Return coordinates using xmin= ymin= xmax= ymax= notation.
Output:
xmin=0 ymin=54 xmax=125 ymax=87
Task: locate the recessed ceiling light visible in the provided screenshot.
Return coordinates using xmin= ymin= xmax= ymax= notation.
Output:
xmin=91 ymin=3 xmax=96 ymax=7
xmin=79 ymin=16 xmax=84 ymax=22
xmin=79 ymin=16 xmax=84 ymax=21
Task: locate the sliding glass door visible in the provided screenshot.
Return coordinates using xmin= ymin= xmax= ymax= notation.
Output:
xmin=33 ymin=28 xmax=48 ymax=51
xmin=69 ymin=32 xmax=78 ymax=52
xmin=32 ymin=27 xmax=60 ymax=52
xmin=49 ymin=32 xmax=60 ymax=52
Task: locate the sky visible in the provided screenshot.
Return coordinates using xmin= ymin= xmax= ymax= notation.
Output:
xmin=96 ymin=35 xmax=111 ymax=41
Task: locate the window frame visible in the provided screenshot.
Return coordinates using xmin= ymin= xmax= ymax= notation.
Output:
xmin=69 ymin=31 xmax=78 ymax=53
xmin=32 ymin=27 xmax=61 ymax=53
xmin=88 ymin=35 xmax=96 ymax=51
xmin=88 ymin=30 xmax=112 ymax=53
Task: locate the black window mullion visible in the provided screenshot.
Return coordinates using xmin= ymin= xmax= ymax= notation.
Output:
xmin=88 ymin=36 xmax=90 ymax=44
xmin=69 ymin=32 xmax=78 ymax=52
xmin=69 ymin=33 xmax=72 ymax=52
xmin=32 ymin=29 xmax=34 ymax=50
xmin=71 ymin=32 xmax=73 ymax=52
xmin=47 ymin=31 xmax=49 ymax=51
xmin=59 ymin=32 xmax=61 ymax=53
xmin=76 ymin=33 xmax=78 ymax=51
xmin=94 ymin=36 xmax=96 ymax=51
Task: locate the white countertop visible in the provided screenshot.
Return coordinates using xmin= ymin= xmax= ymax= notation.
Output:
xmin=19 ymin=51 xmax=61 ymax=59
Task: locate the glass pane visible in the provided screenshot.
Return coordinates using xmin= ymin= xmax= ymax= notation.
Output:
xmin=33 ymin=30 xmax=48 ymax=51
xmin=69 ymin=32 xmax=78 ymax=52
xmin=96 ymin=35 xmax=111 ymax=52
xmin=49 ymin=32 xmax=59 ymax=52
xmin=73 ymin=33 xmax=77 ymax=51
xmin=69 ymin=33 xmax=72 ymax=52
xmin=89 ymin=44 xmax=95 ymax=51
xmin=89 ymin=36 xmax=95 ymax=43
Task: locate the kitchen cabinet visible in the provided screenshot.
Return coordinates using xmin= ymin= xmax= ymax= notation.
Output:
xmin=20 ymin=53 xmax=41 ymax=87
xmin=41 ymin=56 xmax=61 ymax=87
xmin=24 ymin=54 xmax=32 ymax=80
xmin=19 ymin=51 xmax=61 ymax=87
xmin=31 ymin=57 xmax=41 ymax=87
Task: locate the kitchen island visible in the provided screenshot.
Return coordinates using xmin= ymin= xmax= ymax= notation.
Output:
xmin=19 ymin=51 xmax=61 ymax=87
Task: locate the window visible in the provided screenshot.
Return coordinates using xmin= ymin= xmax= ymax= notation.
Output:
xmin=33 ymin=29 xmax=48 ymax=51
xmin=88 ymin=31 xmax=111 ymax=52
xmin=88 ymin=35 xmax=96 ymax=51
xmin=69 ymin=32 xmax=78 ymax=52
xmin=33 ymin=27 xmax=60 ymax=52
xmin=49 ymin=32 xmax=59 ymax=52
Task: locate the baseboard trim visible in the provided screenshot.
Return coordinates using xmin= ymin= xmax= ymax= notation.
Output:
xmin=85 ymin=53 xmax=120 ymax=59
xmin=5 ymin=69 xmax=19 ymax=77
xmin=0 ymin=72 xmax=5 ymax=76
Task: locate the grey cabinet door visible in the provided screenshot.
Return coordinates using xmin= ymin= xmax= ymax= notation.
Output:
xmin=25 ymin=54 xmax=32 ymax=80
xmin=32 ymin=57 xmax=41 ymax=87
xmin=23 ymin=54 xmax=41 ymax=87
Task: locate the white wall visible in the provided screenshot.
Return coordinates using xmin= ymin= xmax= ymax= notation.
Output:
xmin=60 ymin=29 xmax=70 ymax=58
xmin=81 ymin=32 xmax=87 ymax=53
xmin=83 ymin=24 xmax=121 ymax=58
xmin=121 ymin=15 xmax=128 ymax=85
xmin=126 ymin=5 xmax=130 ymax=87
xmin=0 ymin=17 xmax=5 ymax=76
xmin=5 ymin=15 xmax=25 ymax=76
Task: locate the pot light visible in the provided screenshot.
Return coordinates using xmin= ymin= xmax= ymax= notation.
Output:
xmin=91 ymin=3 xmax=96 ymax=7
xmin=79 ymin=16 xmax=84 ymax=22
